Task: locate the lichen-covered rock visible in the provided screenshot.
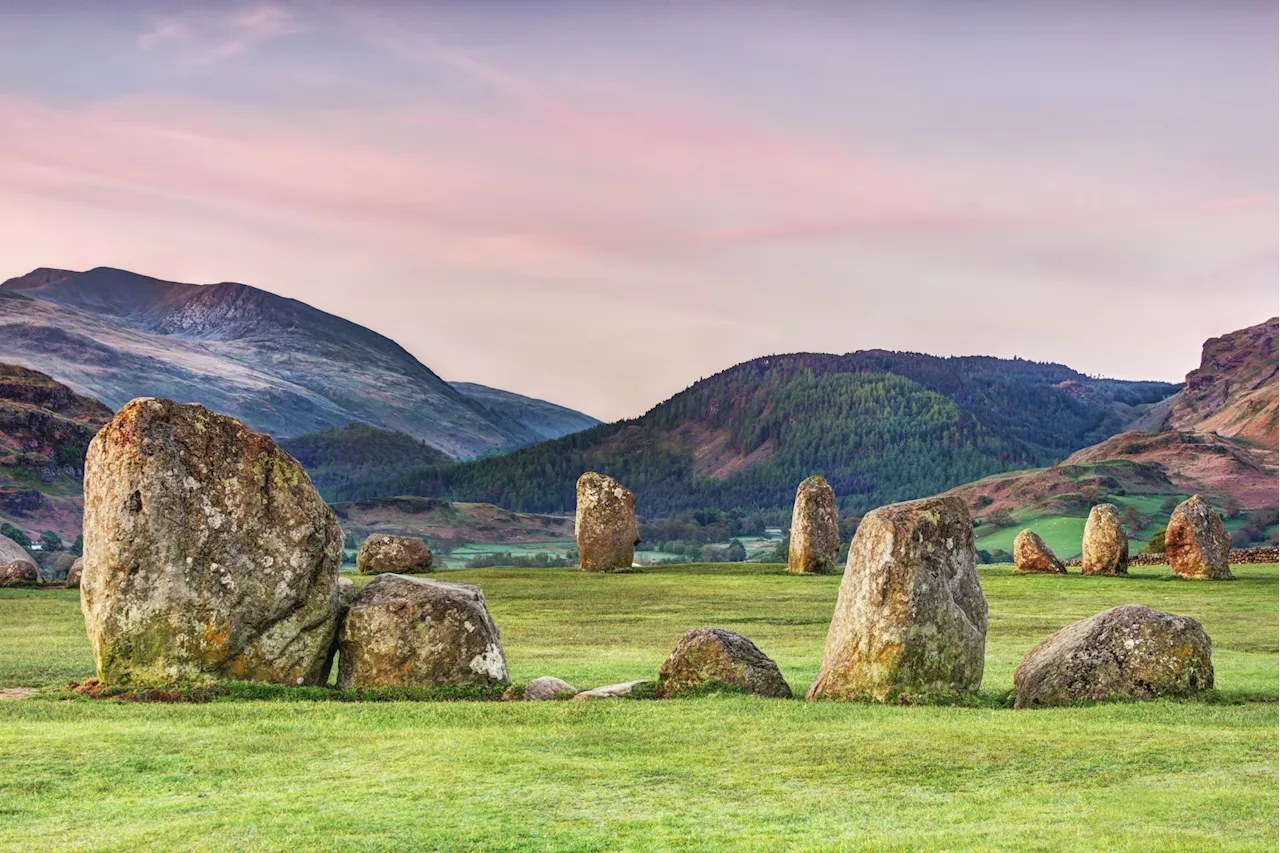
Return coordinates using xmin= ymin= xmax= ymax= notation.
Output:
xmin=80 ymin=398 xmax=343 ymax=686
xmin=1013 ymin=529 xmax=1067 ymax=574
xmin=787 ymin=475 xmax=840 ymax=575
xmin=336 ymin=574 xmax=507 ymax=689
xmin=575 ymin=472 xmax=639 ymax=572
xmin=66 ymin=557 xmax=84 ymax=589
xmin=337 ymin=576 xmax=356 ymax=604
xmin=1081 ymin=504 xmax=1129 ymax=576
xmin=0 ymin=534 xmax=38 ymax=587
xmin=807 ymin=496 xmax=988 ymax=701
xmin=1014 ymin=604 xmax=1213 ymax=708
xmin=659 ymin=627 xmax=792 ymax=697
xmin=523 ymin=676 xmax=578 ymax=701
xmin=1166 ymin=496 xmax=1233 ymax=580
xmin=572 ymin=680 xmax=649 ymax=700
xmin=356 ymin=534 xmax=433 ymax=575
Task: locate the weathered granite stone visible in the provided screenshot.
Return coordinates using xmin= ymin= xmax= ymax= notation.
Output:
xmin=0 ymin=534 xmax=38 ymax=586
xmin=575 ymin=472 xmax=639 ymax=572
xmin=81 ymin=398 xmax=343 ymax=686
xmin=1081 ymin=504 xmax=1129 ymax=576
xmin=1166 ymin=496 xmax=1233 ymax=580
xmin=1014 ymin=604 xmax=1213 ymax=708
xmin=659 ymin=627 xmax=792 ymax=697
xmin=1013 ymin=529 xmax=1067 ymax=574
xmin=807 ymin=496 xmax=988 ymax=701
xmin=572 ymin=680 xmax=650 ymax=700
xmin=522 ymin=676 xmax=579 ymax=701
xmin=337 ymin=576 xmax=356 ymax=605
xmin=66 ymin=557 xmax=84 ymax=589
xmin=787 ymin=475 xmax=840 ymax=575
xmin=356 ymin=534 xmax=433 ymax=575
xmin=336 ymin=574 xmax=508 ymax=689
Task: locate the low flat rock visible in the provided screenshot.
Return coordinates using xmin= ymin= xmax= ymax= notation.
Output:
xmin=1013 ymin=529 xmax=1067 ymax=574
xmin=337 ymin=574 xmax=508 ymax=689
xmin=659 ymin=627 xmax=792 ymax=697
xmin=356 ymin=534 xmax=433 ymax=575
xmin=523 ymin=676 xmax=578 ymax=701
xmin=572 ymin=680 xmax=650 ymax=700
xmin=1166 ymin=495 xmax=1233 ymax=580
xmin=1014 ymin=604 xmax=1213 ymax=708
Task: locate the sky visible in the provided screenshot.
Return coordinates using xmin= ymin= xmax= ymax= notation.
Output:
xmin=0 ymin=1 xmax=1275 ymax=421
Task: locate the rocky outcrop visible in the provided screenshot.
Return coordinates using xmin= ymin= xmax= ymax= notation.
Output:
xmin=356 ymin=534 xmax=433 ymax=575
xmin=807 ymin=496 xmax=988 ymax=701
xmin=1081 ymin=504 xmax=1128 ymax=576
xmin=1012 ymin=529 xmax=1067 ymax=574
xmin=522 ymin=676 xmax=578 ymax=701
xmin=658 ymin=627 xmax=792 ymax=698
xmin=336 ymin=574 xmax=508 ymax=689
xmin=80 ymin=398 xmax=343 ymax=686
xmin=1165 ymin=496 xmax=1233 ymax=580
xmin=787 ymin=475 xmax=840 ymax=575
xmin=0 ymin=533 xmax=39 ymax=586
xmin=66 ymin=556 xmax=83 ymax=589
xmin=575 ymin=472 xmax=639 ymax=572
xmin=1014 ymin=604 xmax=1213 ymax=708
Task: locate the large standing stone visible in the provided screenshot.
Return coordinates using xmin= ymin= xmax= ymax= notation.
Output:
xmin=1013 ymin=529 xmax=1067 ymax=574
xmin=0 ymin=534 xmax=38 ymax=586
xmin=807 ymin=496 xmax=988 ymax=701
xmin=356 ymin=534 xmax=433 ymax=575
xmin=81 ymin=398 xmax=343 ymax=686
xmin=1166 ymin=496 xmax=1233 ymax=580
xmin=1081 ymin=504 xmax=1129 ymax=576
xmin=336 ymin=574 xmax=508 ymax=689
xmin=575 ymin=472 xmax=639 ymax=572
xmin=787 ymin=475 xmax=840 ymax=575
xmin=1014 ymin=604 xmax=1213 ymax=708
xmin=659 ymin=627 xmax=792 ymax=697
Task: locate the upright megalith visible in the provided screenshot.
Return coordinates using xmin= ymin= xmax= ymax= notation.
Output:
xmin=575 ymin=472 xmax=639 ymax=572
xmin=1081 ymin=504 xmax=1128 ymax=576
xmin=1014 ymin=604 xmax=1213 ymax=708
xmin=807 ymin=496 xmax=988 ymax=701
xmin=81 ymin=398 xmax=343 ymax=686
xmin=357 ymin=534 xmax=433 ymax=575
xmin=1166 ymin=496 xmax=1233 ymax=580
xmin=336 ymin=574 xmax=508 ymax=689
xmin=787 ymin=475 xmax=840 ymax=575
xmin=1013 ymin=529 xmax=1067 ymax=574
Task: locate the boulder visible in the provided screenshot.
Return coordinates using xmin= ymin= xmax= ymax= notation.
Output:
xmin=336 ymin=574 xmax=508 ymax=689
xmin=80 ymin=398 xmax=343 ymax=686
xmin=66 ymin=557 xmax=84 ymax=589
xmin=1166 ymin=496 xmax=1233 ymax=580
xmin=1014 ymin=604 xmax=1213 ymax=708
xmin=659 ymin=627 xmax=792 ymax=697
xmin=572 ymin=680 xmax=650 ymax=700
xmin=1081 ymin=504 xmax=1129 ymax=576
xmin=787 ymin=475 xmax=840 ymax=575
xmin=523 ymin=676 xmax=578 ymax=701
xmin=337 ymin=575 xmax=356 ymax=605
xmin=356 ymin=534 xmax=433 ymax=575
xmin=807 ymin=496 xmax=988 ymax=701
xmin=0 ymin=534 xmax=38 ymax=587
xmin=1012 ymin=529 xmax=1067 ymax=574
xmin=575 ymin=472 xmax=639 ymax=572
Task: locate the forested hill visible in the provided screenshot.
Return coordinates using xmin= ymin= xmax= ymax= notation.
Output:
xmin=341 ymin=351 xmax=1179 ymax=515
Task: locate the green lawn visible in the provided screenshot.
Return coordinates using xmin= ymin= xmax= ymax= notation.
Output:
xmin=1 ymin=563 xmax=1276 ymax=851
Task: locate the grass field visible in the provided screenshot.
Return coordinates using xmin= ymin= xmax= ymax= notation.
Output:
xmin=1 ymin=562 xmax=1276 ymax=851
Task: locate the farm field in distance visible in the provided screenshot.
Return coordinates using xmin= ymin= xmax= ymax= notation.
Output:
xmin=2 ymin=562 xmax=1276 ymax=851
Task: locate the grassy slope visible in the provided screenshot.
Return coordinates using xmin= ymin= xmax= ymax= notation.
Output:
xmin=1 ymin=563 xmax=1276 ymax=851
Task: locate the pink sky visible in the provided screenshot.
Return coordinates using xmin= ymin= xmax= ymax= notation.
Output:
xmin=0 ymin=1 xmax=1275 ymax=419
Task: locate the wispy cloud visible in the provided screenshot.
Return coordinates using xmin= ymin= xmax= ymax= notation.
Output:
xmin=137 ymin=4 xmax=302 ymax=64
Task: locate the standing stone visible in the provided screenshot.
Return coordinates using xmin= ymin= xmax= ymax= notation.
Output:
xmin=1081 ymin=504 xmax=1129 ymax=576
xmin=337 ymin=574 xmax=507 ymax=689
xmin=659 ymin=627 xmax=792 ymax=697
xmin=787 ymin=475 xmax=840 ymax=575
xmin=807 ymin=496 xmax=988 ymax=701
xmin=356 ymin=534 xmax=433 ymax=575
xmin=66 ymin=557 xmax=84 ymax=589
xmin=1014 ymin=604 xmax=1213 ymax=708
xmin=575 ymin=472 xmax=639 ymax=572
xmin=1166 ymin=496 xmax=1233 ymax=580
xmin=1013 ymin=529 xmax=1067 ymax=574
xmin=81 ymin=398 xmax=343 ymax=686
xmin=0 ymin=534 xmax=39 ymax=586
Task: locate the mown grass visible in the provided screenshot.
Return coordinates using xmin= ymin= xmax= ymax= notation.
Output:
xmin=1 ymin=562 xmax=1276 ymax=851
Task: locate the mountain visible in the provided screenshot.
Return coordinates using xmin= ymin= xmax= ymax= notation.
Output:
xmin=450 ymin=382 xmax=600 ymax=443
xmin=0 ymin=266 xmax=596 ymax=458
xmin=344 ymin=350 xmax=1179 ymax=515
xmin=279 ymin=425 xmax=453 ymax=501
xmin=0 ymin=362 xmax=111 ymax=540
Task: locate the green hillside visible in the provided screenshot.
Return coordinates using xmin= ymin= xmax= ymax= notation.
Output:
xmin=280 ymin=425 xmax=453 ymax=501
